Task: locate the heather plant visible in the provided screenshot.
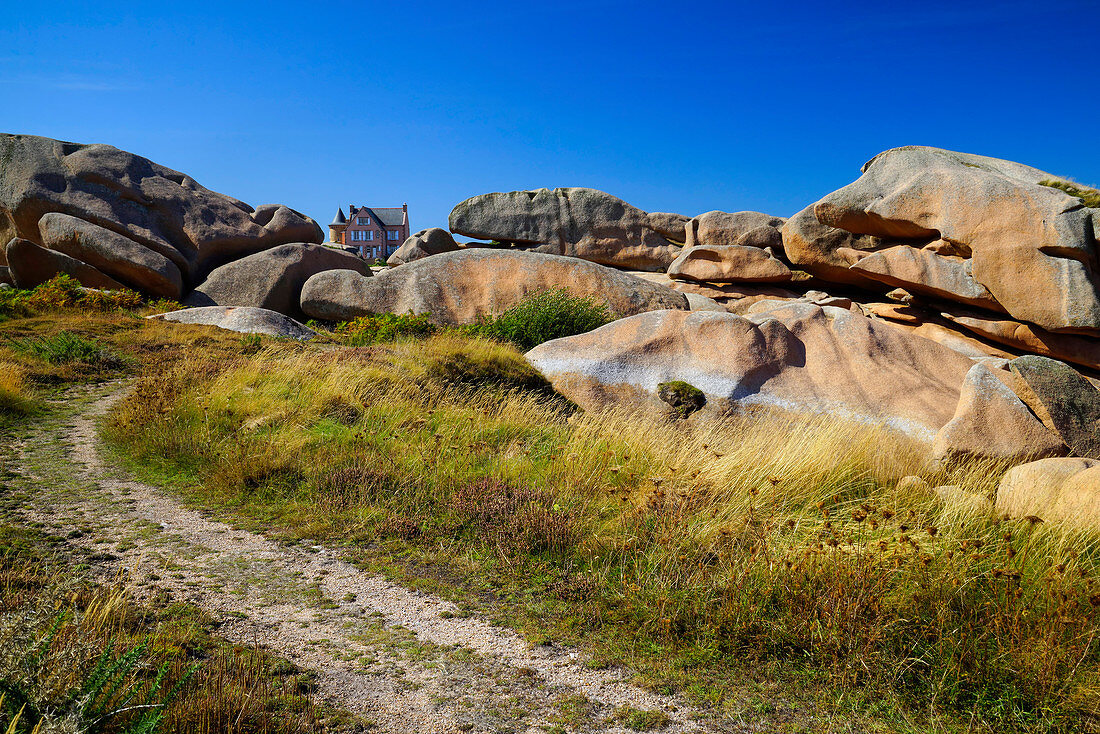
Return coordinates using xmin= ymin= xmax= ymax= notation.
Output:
xmin=21 ymin=275 xmax=142 ymax=313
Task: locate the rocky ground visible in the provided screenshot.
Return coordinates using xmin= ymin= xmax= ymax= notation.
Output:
xmin=0 ymin=383 xmax=741 ymax=734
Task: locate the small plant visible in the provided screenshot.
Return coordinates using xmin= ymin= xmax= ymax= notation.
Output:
xmin=9 ymin=331 xmax=122 ymax=367
xmin=239 ymin=333 xmax=263 ymax=354
xmin=335 ymin=312 xmax=437 ymax=346
xmin=616 ymin=706 xmax=671 ymax=731
xmin=1039 ymin=178 xmax=1100 ymax=208
xmin=467 ymin=288 xmax=613 ymax=350
xmin=144 ymin=299 xmax=183 ymax=315
xmin=76 ymin=639 xmax=198 ymax=733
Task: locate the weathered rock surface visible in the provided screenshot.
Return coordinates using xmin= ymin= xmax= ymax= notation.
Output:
xmin=997 ymin=457 xmax=1100 ymax=526
xmin=933 ymin=363 xmax=1066 ymax=466
xmin=849 ymin=246 xmax=1003 ymax=311
xmin=387 ymin=228 xmax=461 ymax=266
xmin=184 ymin=243 xmax=370 ymax=320
xmin=943 ymin=312 xmax=1100 ymax=371
xmin=0 ymin=133 xmax=323 ymax=294
xmin=5 ymin=237 xmax=126 ymax=290
xmin=689 ymin=211 xmax=784 ymax=248
xmin=526 ymin=302 xmax=976 ymax=439
xmin=811 ymin=146 xmax=1099 ymax=333
xmin=448 ymin=188 xmax=684 ymax=271
xmin=38 ymin=212 xmax=184 ymax=299
xmin=780 ymin=204 xmax=887 ymax=286
xmin=1008 ymin=356 xmax=1100 ymax=459
xmin=301 ymin=249 xmax=688 ymax=324
xmin=148 ymin=306 xmax=317 ymax=339
xmin=667 ymin=245 xmax=792 ymax=284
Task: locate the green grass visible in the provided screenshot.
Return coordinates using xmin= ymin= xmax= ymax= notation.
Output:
xmin=466 ymin=287 xmax=613 ymax=349
xmin=101 ymin=335 xmax=1100 ymax=733
xmin=1039 ymin=178 xmax=1100 ymax=208
xmin=8 ymin=330 xmax=123 ymax=367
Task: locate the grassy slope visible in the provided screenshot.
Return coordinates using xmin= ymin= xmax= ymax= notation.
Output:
xmin=97 ymin=332 xmax=1100 ymax=733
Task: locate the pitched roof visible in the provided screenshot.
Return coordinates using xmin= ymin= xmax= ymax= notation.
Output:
xmin=361 ymin=206 xmax=406 ymax=226
xmin=330 ymin=208 xmax=347 ymax=225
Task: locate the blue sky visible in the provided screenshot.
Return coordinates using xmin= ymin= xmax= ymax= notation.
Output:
xmin=3 ymin=1 xmax=1097 ymax=234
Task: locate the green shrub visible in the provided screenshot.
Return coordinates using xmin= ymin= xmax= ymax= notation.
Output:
xmin=9 ymin=331 xmax=123 ymax=368
xmin=0 ymin=286 xmax=31 ymax=321
xmin=1039 ymin=178 xmax=1100 ymax=208
xmin=468 ymin=288 xmax=613 ymax=350
xmin=5 ymin=274 xmax=145 ymax=313
xmin=335 ymin=312 xmax=437 ymax=345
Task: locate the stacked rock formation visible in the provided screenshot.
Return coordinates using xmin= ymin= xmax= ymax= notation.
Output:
xmin=0 ymin=133 xmax=326 ymax=305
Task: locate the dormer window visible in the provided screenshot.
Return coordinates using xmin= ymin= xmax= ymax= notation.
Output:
xmin=357 ymin=217 xmax=369 ymax=226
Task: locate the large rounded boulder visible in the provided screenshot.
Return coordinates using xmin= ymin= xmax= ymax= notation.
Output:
xmin=526 ymin=301 xmax=978 ymax=440
xmin=300 ymin=248 xmax=688 ymax=324
xmin=184 ymin=243 xmax=371 ymax=320
xmin=387 ymin=228 xmax=461 ymax=266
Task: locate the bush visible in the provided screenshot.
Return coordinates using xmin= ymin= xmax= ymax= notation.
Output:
xmin=3 ymin=274 xmax=145 ymax=313
xmin=468 ymin=288 xmax=613 ymax=350
xmin=335 ymin=312 xmax=437 ymax=346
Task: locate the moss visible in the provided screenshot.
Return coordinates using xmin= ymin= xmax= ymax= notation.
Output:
xmin=1038 ymin=178 xmax=1100 ymax=208
xmin=657 ymin=380 xmax=706 ymax=418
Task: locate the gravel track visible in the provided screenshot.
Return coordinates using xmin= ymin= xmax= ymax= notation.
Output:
xmin=4 ymin=383 xmax=735 ymax=733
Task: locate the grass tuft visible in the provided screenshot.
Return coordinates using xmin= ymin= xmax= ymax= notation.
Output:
xmin=466 ymin=288 xmax=613 ymax=349
xmin=1039 ymin=178 xmax=1100 ymax=208
xmin=8 ymin=331 xmax=123 ymax=368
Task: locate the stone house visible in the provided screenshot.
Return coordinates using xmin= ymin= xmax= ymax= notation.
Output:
xmin=329 ymin=203 xmax=410 ymax=259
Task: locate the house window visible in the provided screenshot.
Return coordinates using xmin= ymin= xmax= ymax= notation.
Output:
xmin=357 ymin=217 xmax=369 ymax=226
xmin=366 ymin=230 xmax=374 ymax=241
xmin=387 ymin=229 xmax=400 ymax=240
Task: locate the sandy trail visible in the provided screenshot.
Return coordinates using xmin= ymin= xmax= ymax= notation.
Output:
xmin=4 ymin=384 xmax=736 ymax=733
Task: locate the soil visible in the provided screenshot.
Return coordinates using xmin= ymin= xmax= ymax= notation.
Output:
xmin=1 ymin=383 xmax=738 ymax=733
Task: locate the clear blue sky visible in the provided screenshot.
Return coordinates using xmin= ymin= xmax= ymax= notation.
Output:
xmin=3 ymin=1 xmax=1097 ymax=234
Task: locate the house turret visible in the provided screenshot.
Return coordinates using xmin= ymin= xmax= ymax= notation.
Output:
xmin=328 ymin=208 xmax=349 ymax=243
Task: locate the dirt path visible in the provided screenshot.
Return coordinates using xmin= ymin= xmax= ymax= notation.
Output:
xmin=3 ymin=383 xmax=735 ymax=733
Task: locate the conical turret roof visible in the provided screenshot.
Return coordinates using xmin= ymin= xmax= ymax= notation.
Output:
xmin=330 ymin=208 xmax=347 ymax=226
